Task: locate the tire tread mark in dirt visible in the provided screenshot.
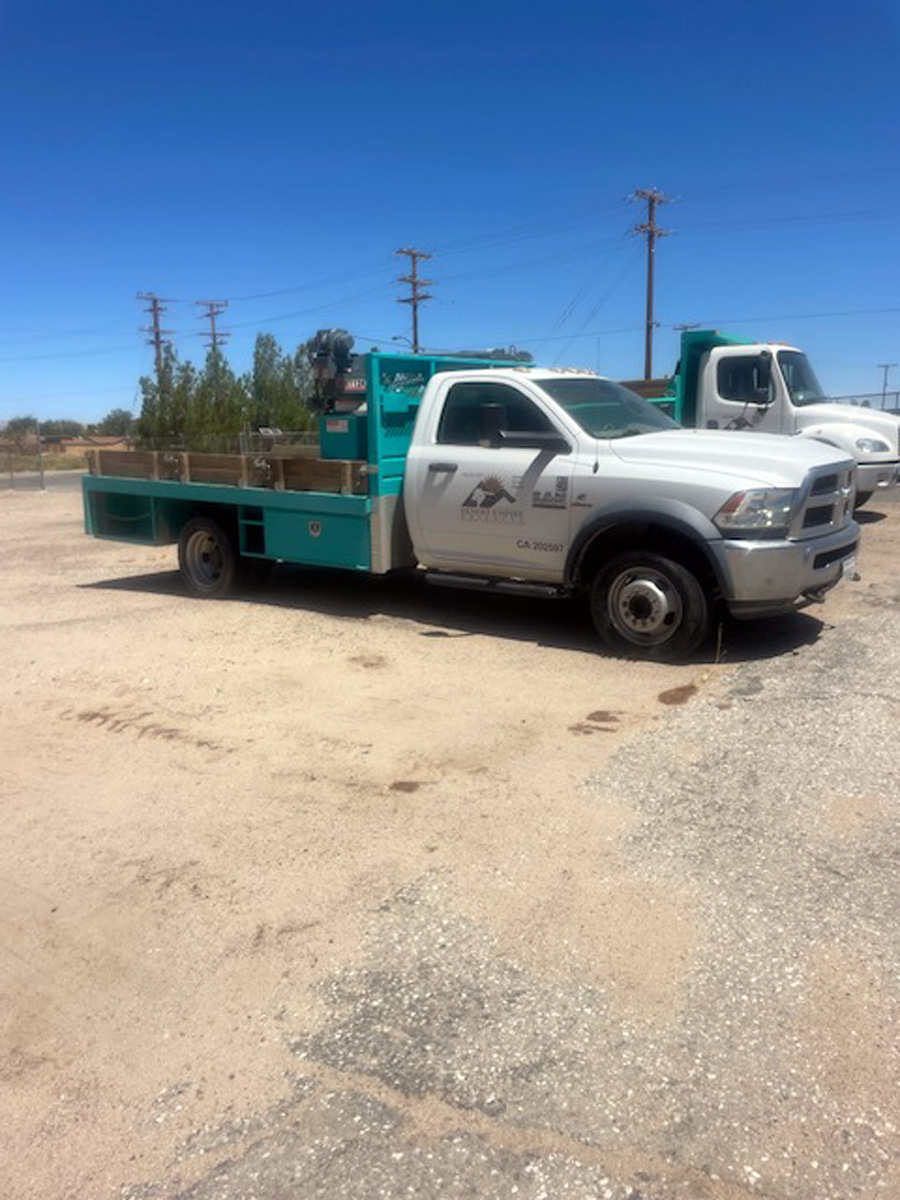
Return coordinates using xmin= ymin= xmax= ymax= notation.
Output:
xmin=57 ymin=706 xmax=226 ymax=752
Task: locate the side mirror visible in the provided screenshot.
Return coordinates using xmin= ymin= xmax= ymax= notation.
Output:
xmin=498 ymin=430 xmax=571 ymax=454
xmin=479 ymin=403 xmax=505 ymax=447
xmin=754 ymin=354 xmax=772 ymax=404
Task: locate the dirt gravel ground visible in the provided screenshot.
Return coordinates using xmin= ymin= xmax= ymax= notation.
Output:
xmin=1 ymin=485 xmax=898 ymax=1199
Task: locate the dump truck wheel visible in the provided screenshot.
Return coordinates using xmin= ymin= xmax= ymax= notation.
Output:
xmin=590 ymin=551 xmax=710 ymax=661
xmin=178 ymin=517 xmax=238 ymax=598
xmin=853 ymin=490 xmax=872 ymax=510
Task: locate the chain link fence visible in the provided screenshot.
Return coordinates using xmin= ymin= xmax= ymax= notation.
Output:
xmin=136 ymin=428 xmax=319 ymax=455
xmin=1 ymin=443 xmax=88 ymax=490
xmin=832 ymin=391 xmax=900 ymax=413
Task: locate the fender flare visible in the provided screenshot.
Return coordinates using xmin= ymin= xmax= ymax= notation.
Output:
xmin=565 ymin=499 xmax=727 ymax=590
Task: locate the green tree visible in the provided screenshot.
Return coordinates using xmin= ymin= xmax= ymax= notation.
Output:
xmin=244 ymin=333 xmax=314 ymax=432
xmin=133 ymin=333 xmax=321 ymax=450
xmin=3 ymin=416 xmax=38 ymax=451
xmin=94 ymin=408 xmax=135 ymax=437
xmin=136 ymin=344 xmax=178 ymax=445
xmin=41 ymin=419 xmax=86 ymax=437
xmin=189 ymin=348 xmax=247 ymax=448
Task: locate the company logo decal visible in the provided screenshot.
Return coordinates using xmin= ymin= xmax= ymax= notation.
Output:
xmin=461 ymin=476 xmax=523 ymax=524
xmin=463 ymin=475 xmax=516 ymax=507
xmin=533 ymin=476 xmax=569 ymax=509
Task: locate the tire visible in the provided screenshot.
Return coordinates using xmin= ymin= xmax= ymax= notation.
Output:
xmin=178 ymin=517 xmax=238 ymax=598
xmin=853 ymin=490 xmax=872 ymax=510
xmin=590 ymin=551 xmax=711 ymax=661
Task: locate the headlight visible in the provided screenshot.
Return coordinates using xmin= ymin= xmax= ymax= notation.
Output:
xmin=714 ymin=488 xmax=798 ymax=535
xmin=855 ymin=437 xmax=890 ymax=453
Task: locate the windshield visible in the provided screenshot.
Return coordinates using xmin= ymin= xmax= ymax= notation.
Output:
xmin=536 ymin=377 xmax=678 ymax=439
xmin=777 ymin=350 xmax=828 ymax=407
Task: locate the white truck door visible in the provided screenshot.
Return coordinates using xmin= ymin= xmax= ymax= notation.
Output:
xmin=406 ymin=378 xmax=574 ymax=581
xmin=701 ymin=350 xmax=785 ymax=434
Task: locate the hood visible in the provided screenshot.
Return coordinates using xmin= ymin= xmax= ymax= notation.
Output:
xmin=609 ymin=429 xmax=854 ymax=487
xmin=795 ymin=403 xmax=900 ymax=453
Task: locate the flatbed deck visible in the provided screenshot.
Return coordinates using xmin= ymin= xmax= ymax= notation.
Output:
xmin=85 ymin=448 xmax=367 ymax=495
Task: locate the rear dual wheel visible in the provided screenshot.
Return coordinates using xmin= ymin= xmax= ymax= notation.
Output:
xmin=178 ymin=517 xmax=271 ymax=598
xmin=178 ymin=517 xmax=237 ymax=598
xmin=590 ymin=551 xmax=710 ymax=661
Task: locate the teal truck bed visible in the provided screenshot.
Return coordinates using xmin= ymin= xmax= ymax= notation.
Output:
xmin=83 ymin=350 xmax=515 ymax=575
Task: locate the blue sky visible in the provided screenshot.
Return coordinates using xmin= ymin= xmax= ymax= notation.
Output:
xmin=1 ymin=0 xmax=898 ymax=422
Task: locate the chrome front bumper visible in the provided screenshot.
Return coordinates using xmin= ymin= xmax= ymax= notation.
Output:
xmin=713 ymin=521 xmax=860 ymax=619
xmin=856 ymin=460 xmax=900 ymax=493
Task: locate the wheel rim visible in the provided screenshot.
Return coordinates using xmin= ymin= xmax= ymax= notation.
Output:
xmin=184 ymin=529 xmax=225 ymax=589
xmin=607 ymin=567 xmax=683 ymax=647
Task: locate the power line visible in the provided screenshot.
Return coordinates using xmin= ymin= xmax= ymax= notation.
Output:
xmin=506 ymin=303 xmax=900 ymax=348
xmin=0 ymin=343 xmax=139 ymax=363
xmin=432 ymin=200 xmax=628 ymax=257
xmin=674 ymin=164 xmax=900 ymax=204
xmin=680 ymin=208 xmax=898 ymax=233
xmin=225 ymin=283 xmax=397 ymax=331
xmin=551 ymin=247 xmax=643 ymax=365
xmin=439 ymin=234 xmax=627 ymax=286
xmin=667 ymin=304 xmax=900 ymax=328
xmin=220 ymin=255 xmax=396 ymax=301
xmin=395 ymin=247 xmax=433 ymax=353
xmin=631 ymin=188 xmax=672 ymax=379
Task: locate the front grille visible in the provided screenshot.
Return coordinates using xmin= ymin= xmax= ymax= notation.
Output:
xmin=811 ymin=474 xmax=838 ymax=496
xmin=791 ymin=464 xmax=856 ymax=539
xmin=803 ymin=504 xmax=835 ymax=528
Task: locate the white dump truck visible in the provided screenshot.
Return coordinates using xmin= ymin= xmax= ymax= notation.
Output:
xmin=627 ymin=329 xmax=899 ymax=507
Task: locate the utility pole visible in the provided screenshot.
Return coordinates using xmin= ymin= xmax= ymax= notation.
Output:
xmin=138 ymin=292 xmax=174 ymax=389
xmin=196 ymin=300 xmax=230 ymax=352
xmin=197 ymin=300 xmax=230 ymax=422
xmin=878 ymin=362 xmax=896 ymax=410
xmin=395 ymin=248 xmax=433 ymax=353
xmin=632 ymin=189 xmax=672 ymax=379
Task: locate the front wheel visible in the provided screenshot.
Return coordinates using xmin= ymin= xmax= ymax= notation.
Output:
xmin=590 ymin=551 xmax=711 ymax=661
xmin=178 ymin=517 xmax=238 ymax=598
xmin=853 ymin=490 xmax=873 ymax=510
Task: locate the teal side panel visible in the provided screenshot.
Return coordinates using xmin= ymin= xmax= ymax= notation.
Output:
xmin=84 ymin=483 xmax=157 ymax=544
xmin=366 ymin=354 xmax=428 ymax=501
xmin=319 ymin=412 xmax=369 ymax=459
xmin=263 ymin=508 xmax=370 ymax=568
xmin=365 ymin=352 xmax=523 ymax=499
xmin=83 ymin=475 xmax=373 ymax=569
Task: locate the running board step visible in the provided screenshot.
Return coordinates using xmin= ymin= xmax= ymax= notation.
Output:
xmin=424 ymin=572 xmax=568 ymax=599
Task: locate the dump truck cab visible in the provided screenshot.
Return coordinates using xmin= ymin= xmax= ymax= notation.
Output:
xmin=632 ymin=330 xmax=900 ymax=506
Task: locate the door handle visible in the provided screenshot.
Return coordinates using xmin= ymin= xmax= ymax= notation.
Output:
xmin=428 ymin=462 xmax=458 ymax=473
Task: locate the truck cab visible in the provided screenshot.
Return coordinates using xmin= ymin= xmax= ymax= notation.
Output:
xmin=635 ymin=331 xmax=900 ymax=505
xmin=404 ymin=366 xmax=859 ymax=656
